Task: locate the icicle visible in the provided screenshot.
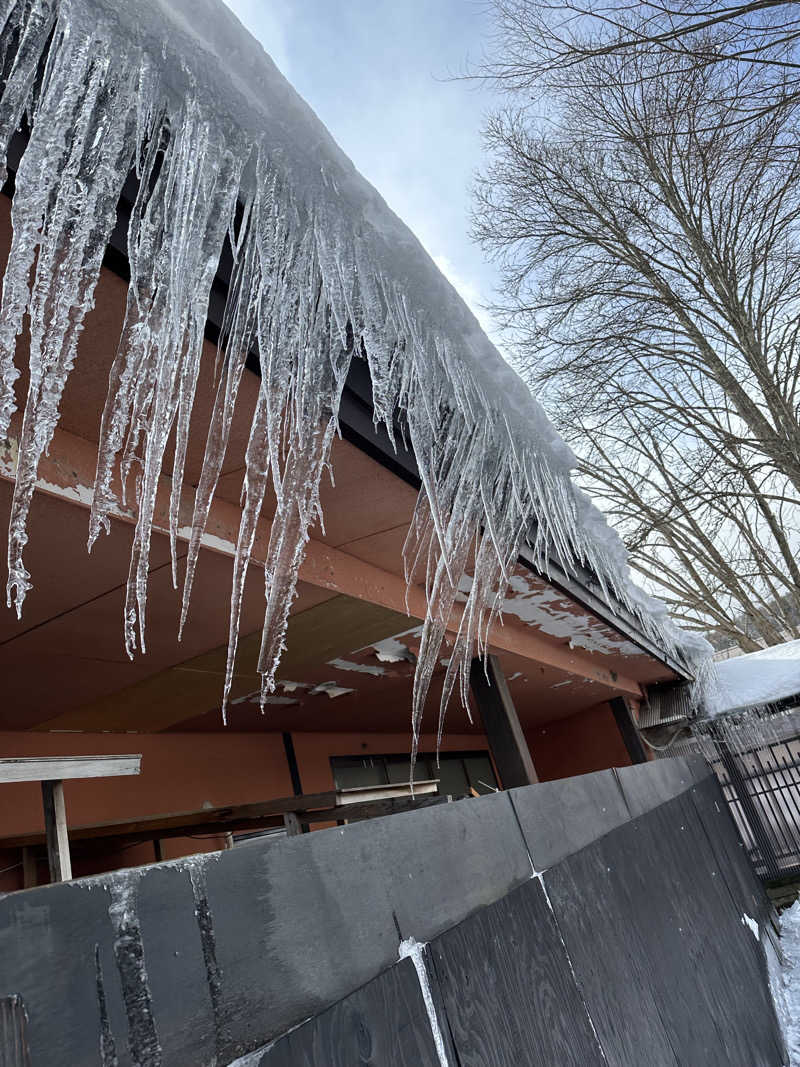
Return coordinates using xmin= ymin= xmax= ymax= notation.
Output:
xmin=0 ymin=0 xmax=712 ymax=742
xmin=2 ymin=12 xmax=140 ymax=614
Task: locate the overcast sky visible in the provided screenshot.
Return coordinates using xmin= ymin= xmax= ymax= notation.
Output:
xmin=221 ymin=0 xmax=502 ymax=341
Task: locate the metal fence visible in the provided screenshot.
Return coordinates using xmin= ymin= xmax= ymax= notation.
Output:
xmin=709 ymin=734 xmax=800 ymax=883
xmin=657 ymin=706 xmax=800 ymax=883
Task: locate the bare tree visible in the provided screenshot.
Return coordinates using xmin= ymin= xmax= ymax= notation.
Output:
xmin=487 ymin=0 xmax=800 ymax=124
xmin=474 ymin=32 xmax=800 ymax=647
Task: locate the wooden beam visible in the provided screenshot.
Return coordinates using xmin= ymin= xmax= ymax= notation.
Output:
xmin=0 ymin=790 xmax=444 ymax=852
xmin=41 ymin=780 xmax=71 ymax=882
xmin=0 ymin=790 xmax=342 ymax=850
xmin=609 ymin=697 xmax=648 ymax=765
xmin=470 ymin=655 xmax=538 ymax=789
xmin=0 ymin=755 xmax=141 ymax=783
xmin=1 ymin=422 xmax=645 ymax=700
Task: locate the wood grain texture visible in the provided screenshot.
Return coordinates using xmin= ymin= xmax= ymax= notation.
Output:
xmin=258 ymin=958 xmax=445 ymax=1066
xmin=0 ymin=755 xmax=140 ymax=782
xmin=429 ymin=877 xmax=604 ymax=1066
xmin=544 ymin=830 xmax=683 ymax=1067
xmin=0 ymin=997 xmax=31 ymax=1067
xmin=545 ymin=793 xmax=784 ymax=1067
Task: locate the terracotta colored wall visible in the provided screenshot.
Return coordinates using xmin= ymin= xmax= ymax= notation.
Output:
xmin=0 ymin=730 xmax=294 ymax=891
xmin=0 ymin=729 xmax=492 ymax=893
xmin=0 ymin=708 xmax=628 ymax=893
xmin=526 ymin=702 xmax=632 ymax=782
xmin=290 ymin=731 xmax=493 ymax=794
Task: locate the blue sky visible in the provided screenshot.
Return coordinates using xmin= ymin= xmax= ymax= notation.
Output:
xmin=221 ymin=0 xmax=502 ymax=341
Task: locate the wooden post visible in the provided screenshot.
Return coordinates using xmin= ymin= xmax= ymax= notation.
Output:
xmin=283 ymin=811 xmax=302 ymax=836
xmin=41 ymin=780 xmax=72 ymax=883
xmin=469 ymin=655 xmax=538 ymax=789
xmin=609 ymin=697 xmax=648 ymax=765
xmin=21 ymin=847 xmax=37 ymax=889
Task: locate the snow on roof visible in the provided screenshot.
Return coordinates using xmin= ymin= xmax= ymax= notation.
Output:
xmin=0 ymin=0 xmax=711 ymax=746
xmin=708 ymin=639 xmax=800 ymax=718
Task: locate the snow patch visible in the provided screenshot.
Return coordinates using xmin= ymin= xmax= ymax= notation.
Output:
xmin=309 ymin=681 xmax=355 ymax=699
xmin=277 ymin=681 xmax=311 ymax=694
xmin=498 ymin=574 xmax=643 ymax=657
xmin=769 ymin=899 xmax=800 ymax=1065
xmin=741 ymin=913 xmax=759 ymax=939
xmin=230 ymin=689 xmax=298 ymax=706
xmin=707 ymin=639 xmax=800 ymax=718
xmin=371 ymin=637 xmax=416 ymax=664
xmin=327 ymin=657 xmax=385 ymax=677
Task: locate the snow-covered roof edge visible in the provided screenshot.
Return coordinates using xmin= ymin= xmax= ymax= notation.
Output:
xmin=0 ymin=0 xmax=711 ymax=751
xmin=703 ymin=639 xmax=800 ymax=718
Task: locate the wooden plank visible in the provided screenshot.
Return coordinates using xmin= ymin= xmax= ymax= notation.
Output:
xmin=469 ymin=655 xmax=538 ymax=788
xmin=609 ymin=697 xmax=648 ymax=764
xmin=335 ymin=780 xmax=438 ymax=805
xmin=0 ymin=755 xmax=141 ymax=783
xmin=41 ymin=780 xmax=71 ymax=883
xmin=0 ymin=794 xmax=447 ymax=853
xmin=428 ymin=878 xmax=604 ymax=1066
xmin=0 ymin=790 xmax=339 ymax=849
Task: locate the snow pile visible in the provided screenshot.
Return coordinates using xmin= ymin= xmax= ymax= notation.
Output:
xmin=0 ymin=0 xmax=709 ymax=748
xmin=709 ymin=640 xmax=800 ymax=717
xmin=769 ymin=899 xmax=800 ymax=1065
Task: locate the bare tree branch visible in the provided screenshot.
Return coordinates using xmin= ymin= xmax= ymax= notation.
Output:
xmin=475 ymin=15 xmax=800 ymax=648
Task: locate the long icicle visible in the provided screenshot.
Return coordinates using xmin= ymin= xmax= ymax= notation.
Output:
xmin=0 ymin=0 xmax=713 ymax=742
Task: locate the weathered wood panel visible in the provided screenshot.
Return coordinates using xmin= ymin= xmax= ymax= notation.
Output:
xmin=429 ymin=878 xmax=604 ymax=1066
xmin=0 ymin=996 xmax=30 ymax=1067
xmin=545 ymin=790 xmax=784 ymax=1067
xmin=0 ymin=762 xmax=784 ymax=1067
xmin=543 ymin=837 xmax=680 ymax=1067
xmin=258 ymin=958 xmax=447 ymax=1066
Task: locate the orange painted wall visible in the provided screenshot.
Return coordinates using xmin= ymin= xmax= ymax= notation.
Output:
xmin=0 ymin=706 xmax=630 ymax=893
xmin=0 ymin=730 xmax=294 ymax=891
xmin=0 ymin=728 xmax=493 ymax=892
xmin=526 ymin=702 xmax=632 ymax=782
xmin=290 ymin=730 xmax=492 ymax=794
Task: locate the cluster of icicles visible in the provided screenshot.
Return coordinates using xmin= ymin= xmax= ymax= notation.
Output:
xmin=0 ymin=0 xmax=704 ymax=755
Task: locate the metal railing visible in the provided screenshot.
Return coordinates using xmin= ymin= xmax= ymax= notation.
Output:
xmin=709 ymin=734 xmax=800 ymax=883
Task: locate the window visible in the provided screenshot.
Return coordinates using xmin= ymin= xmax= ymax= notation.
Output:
xmin=330 ymin=751 xmax=498 ymax=797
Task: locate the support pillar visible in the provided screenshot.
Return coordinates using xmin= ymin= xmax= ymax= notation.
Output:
xmin=609 ymin=697 xmax=648 ymax=765
xmin=41 ymin=779 xmax=72 ymax=883
xmin=469 ymin=655 xmax=538 ymax=789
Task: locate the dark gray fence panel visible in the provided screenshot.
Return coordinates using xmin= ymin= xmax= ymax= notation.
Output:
xmin=688 ymin=775 xmax=770 ymax=925
xmin=546 ymin=791 xmax=784 ymax=1067
xmin=543 ymin=835 xmax=680 ymax=1067
xmin=629 ymin=794 xmax=783 ymax=1067
xmin=509 ymin=769 xmax=631 ymax=870
xmin=0 ymin=761 xmax=784 ymax=1067
xmin=614 ymin=756 xmax=708 ymax=818
xmin=0 ymin=789 xmax=531 ymax=1066
xmin=257 ymin=957 xmax=446 ymax=1067
xmin=429 ymin=877 xmax=604 ymax=1066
